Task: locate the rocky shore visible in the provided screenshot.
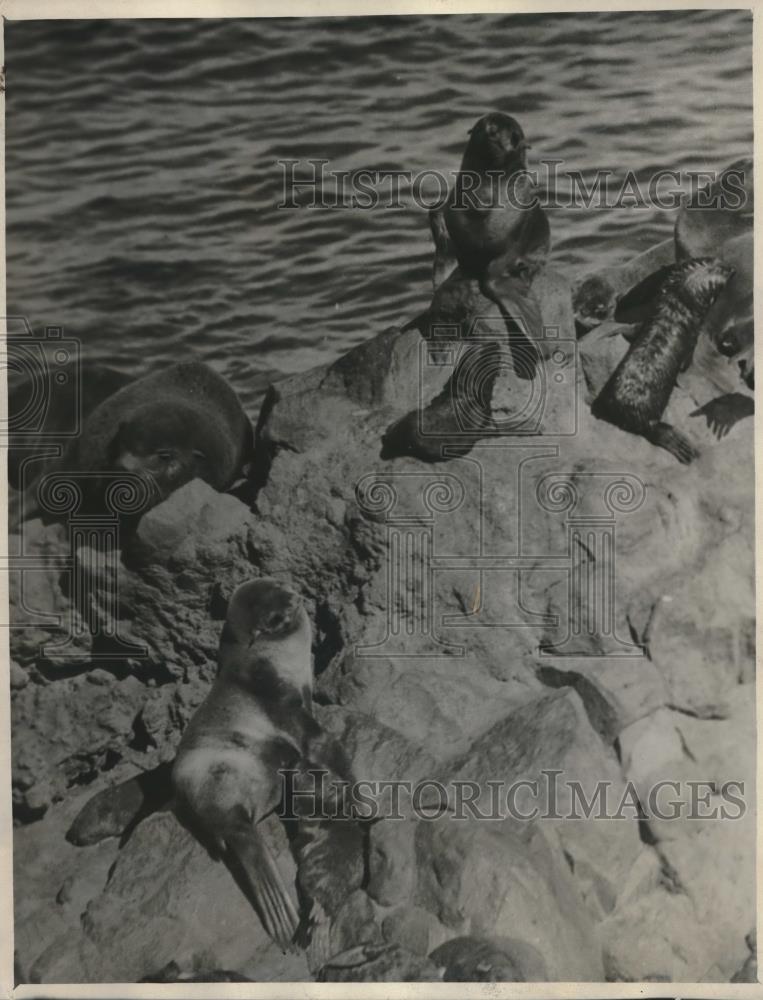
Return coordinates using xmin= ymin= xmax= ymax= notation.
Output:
xmin=11 ymin=244 xmax=755 ymax=983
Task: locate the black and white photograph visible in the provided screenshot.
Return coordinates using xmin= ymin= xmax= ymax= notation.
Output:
xmin=3 ymin=2 xmax=757 ymax=989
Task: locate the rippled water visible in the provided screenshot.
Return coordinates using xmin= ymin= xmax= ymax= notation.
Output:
xmin=6 ymin=12 xmax=752 ymax=414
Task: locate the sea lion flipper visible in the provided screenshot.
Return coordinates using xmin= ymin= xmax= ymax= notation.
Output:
xmin=514 ymin=203 xmax=552 ymax=265
xmin=645 ymin=422 xmax=699 ymax=465
xmin=614 ymin=265 xmax=674 ymax=324
xmin=67 ymin=762 xmax=174 ymax=846
xmin=223 ymin=824 xmax=300 ymax=952
xmin=690 ymin=393 xmax=754 ymax=439
xmin=429 ymin=206 xmax=458 ymax=290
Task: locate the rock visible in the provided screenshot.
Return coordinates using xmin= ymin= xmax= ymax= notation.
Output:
xmin=28 ymin=810 xmax=308 ymax=983
xmin=9 ymin=518 xmax=91 ymax=667
xmin=11 ymin=231 xmax=754 ymax=984
xmin=366 ymin=816 xmax=417 ymax=906
xmin=381 ymin=906 xmax=442 ymax=957
xmin=10 ymin=661 xmax=29 ymax=690
xmin=12 ymin=672 xmax=147 ymax=818
xmin=414 ymin=811 xmax=603 ymax=981
xmin=537 ymin=657 xmax=667 ymax=742
xmin=601 ymin=688 xmax=755 ymax=981
xmin=436 ymin=690 xmax=642 ymax=926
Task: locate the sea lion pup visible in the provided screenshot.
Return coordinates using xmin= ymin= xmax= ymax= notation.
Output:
xmin=591 ymin=258 xmax=733 ymax=464
xmin=433 ymin=112 xmax=551 ymax=379
xmin=172 ymin=578 xmax=354 ymax=952
xmin=16 ymin=361 xmax=252 ymax=525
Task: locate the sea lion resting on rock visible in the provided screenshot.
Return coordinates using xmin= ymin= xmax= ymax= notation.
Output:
xmin=172 ymin=578 xmax=355 ymax=951
xmin=591 ymin=258 xmax=733 ymax=463
xmin=8 ymin=361 xmax=133 ymax=491
xmin=16 ymin=360 xmax=252 ymax=524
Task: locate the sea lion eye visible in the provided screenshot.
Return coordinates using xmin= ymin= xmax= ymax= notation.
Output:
xmin=267 ymin=612 xmax=285 ymax=631
xmin=156 ymin=449 xmax=173 ymax=461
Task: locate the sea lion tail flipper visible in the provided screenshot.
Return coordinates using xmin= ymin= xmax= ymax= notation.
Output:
xmin=645 ymin=422 xmax=699 ymax=465
xmin=223 ymin=825 xmax=300 ymax=952
xmin=478 ymin=274 xmax=541 ymax=381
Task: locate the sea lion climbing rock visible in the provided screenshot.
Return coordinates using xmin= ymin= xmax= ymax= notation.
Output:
xmin=591 ymin=258 xmax=733 ymax=463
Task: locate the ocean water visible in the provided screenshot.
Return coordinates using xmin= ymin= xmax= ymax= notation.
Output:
xmin=5 ymin=11 xmax=753 ymax=415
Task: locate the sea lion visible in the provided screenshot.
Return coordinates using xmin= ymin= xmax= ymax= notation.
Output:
xmin=428 ymin=935 xmax=548 ymax=982
xmin=8 ymin=361 xmax=133 ymax=491
xmin=591 ymin=258 xmax=733 ymax=463
xmin=575 ymin=158 xmax=752 ymax=335
xmin=17 ymin=361 xmax=252 ymax=525
xmin=614 ymin=172 xmax=755 ymax=438
xmin=172 ymin=578 xmax=354 ymax=952
xmin=675 ymin=157 xmax=753 ymax=259
xmin=572 ymin=239 xmax=675 ymax=334
xmin=429 ymin=113 xmax=551 ymax=379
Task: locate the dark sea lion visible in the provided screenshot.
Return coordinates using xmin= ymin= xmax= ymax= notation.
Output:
xmin=430 ymin=113 xmax=551 ymax=379
xmin=429 ymin=935 xmax=547 ymax=982
xmin=8 ymin=361 xmax=133 ymax=491
xmin=172 ymin=578 xmax=354 ymax=952
xmin=591 ymin=258 xmax=733 ymax=463
xmin=17 ymin=361 xmax=252 ymax=525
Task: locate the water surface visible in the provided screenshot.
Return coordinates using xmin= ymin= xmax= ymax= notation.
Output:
xmin=5 ymin=12 xmax=753 ymax=414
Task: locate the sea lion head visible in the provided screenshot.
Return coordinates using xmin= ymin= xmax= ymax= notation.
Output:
xmin=573 ymin=274 xmax=617 ymax=330
xmin=463 ymin=112 xmax=528 ymax=172
xmin=714 ymin=317 xmax=755 ymax=389
xmin=110 ymin=406 xmax=210 ymax=500
xmin=666 ymin=258 xmax=735 ymax=315
xmin=226 ymin=578 xmax=305 ymax=645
